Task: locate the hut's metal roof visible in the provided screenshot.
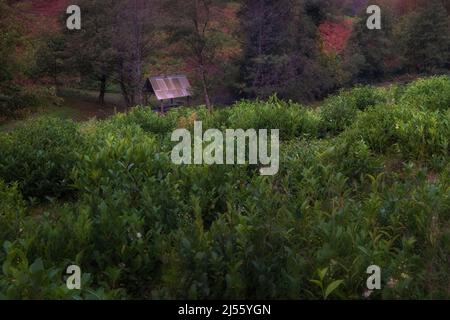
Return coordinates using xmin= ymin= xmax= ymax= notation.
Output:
xmin=147 ymin=75 xmax=192 ymax=100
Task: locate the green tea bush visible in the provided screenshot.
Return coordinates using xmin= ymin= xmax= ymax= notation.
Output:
xmin=0 ymin=117 xmax=84 ymax=200
xmin=0 ymin=85 xmax=62 ymax=119
xmin=345 ymin=104 xmax=402 ymax=154
xmin=345 ymin=86 xmax=387 ymax=111
xmin=323 ymin=135 xmax=383 ymax=180
xmin=0 ymin=243 xmax=74 ymax=299
xmin=155 ymin=206 xmax=310 ymax=299
xmin=348 ymin=104 xmax=449 ymax=161
xmin=320 ymin=95 xmax=358 ymax=135
xmin=401 ymin=76 xmax=450 ymax=111
xmin=0 ymin=181 xmax=102 ymax=299
xmin=395 ymin=109 xmax=449 ymax=160
xmin=381 ymin=84 xmax=407 ymax=105
xmin=177 ymin=106 xmax=232 ymax=132
xmin=109 ymin=106 xmax=179 ymax=135
xmin=228 ymin=97 xmax=320 ymax=140
xmin=72 ymin=127 xmax=177 ymax=228
xmin=1 ymin=76 xmax=449 ymax=299
xmin=320 ymin=86 xmax=386 ymax=135
xmin=0 ymin=180 xmax=26 ymax=248
xmin=70 ymin=126 xmax=252 ymax=294
xmin=0 ymin=235 xmax=116 ymax=299
xmin=278 ymin=139 xmax=350 ymax=203
xmin=153 ymin=168 xmax=450 ymax=299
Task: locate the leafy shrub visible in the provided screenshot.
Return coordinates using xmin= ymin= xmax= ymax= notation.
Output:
xmin=0 ymin=243 xmax=73 ymax=299
xmin=228 ymin=97 xmax=320 ymax=140
xmin=71 ymin=126 xmax=258 ymax=296
xmin=1 ymin=78 xmax=450 ymax=299
xmin=0 ymin=181 xmax=112 ymax=299
xmin=346 ymin=104 xmax=402 ymax=154
xmin=323 ymin=135 xmax=383 ymax=180
xmin=348 ymin=104 xmax=449 ymax=161
xmin=320 ymin=94 xmax=359 ymax=135
xmin=0 ymin=117 xmax=84 ymax=200
xmin=71 ymin=126 xmax=178 ymax=284
xmin=320 ymin=86 xmax=386 ymax=135
xmin=401 ymin=76 xmax=450 ymax=111
xmin=345 ymin=86 xmax=387 ymax=111
xmin=381 ymin=84 xmax=407 ymax=105
xmin=0 ymin=180 xmax=26 ymax=246
xmin=0 ymin=85 xmax=62 ymax=119
xmin=155 ymin=206 xmax=310 ymax=299
xmin=0 ymin=237 xmax=119 ymax=299
xmin=175 ymin=106 xmax=232 ymax=132
xmin=109 ymin=106 xmax=179 ymax=135
xmin=395 ymin=109 xmax=449 ymax=160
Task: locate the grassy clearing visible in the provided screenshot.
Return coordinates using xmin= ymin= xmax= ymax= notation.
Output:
xmin=0 ymin=89 xmax=127 ymax=132
xmin=0 ymin=105 xmax=79 ymax=132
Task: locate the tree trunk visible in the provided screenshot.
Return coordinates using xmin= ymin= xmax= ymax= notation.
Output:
xmin=200 ymin=66 xmax=212 ymax=112
xmin=132 ymin=0 xmax=144 ymax=106
xmin=99 ymin=75 xmax=107 ymax=105
xmin=119 ymin=74 xmax=132 ymax=111
xmin=53 ymin=59 xmax=59 ymax=97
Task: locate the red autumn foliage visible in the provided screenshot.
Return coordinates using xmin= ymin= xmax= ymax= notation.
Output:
xmin=318 ymin=19 xmax=353 ymax=54
xmin=25 ymin=0 xmax=69 ymax=32
xmin=30 ymin=0 xmax=68 ymax=17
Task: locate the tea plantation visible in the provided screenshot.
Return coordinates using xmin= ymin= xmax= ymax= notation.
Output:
xmin=0 ymin=76 xmax=449 ymax=299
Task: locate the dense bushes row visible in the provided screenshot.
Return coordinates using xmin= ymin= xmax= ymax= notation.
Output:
xmin=0 ymin=117 xmax=83 ymax=201
xmin=319 ymin=76 xmax=450 ymax=136
xmin=348 ymin=105 xmax=449 ymax=163
xmin=0 ymin=86 xmax=61 ymax=120
xmin=320 ymin=85 xmax=387 ymax=135
xmin=0 ymin=76 xmax=448 ymax=299
xmin=400 ymin=76 xmax=450 ymax=111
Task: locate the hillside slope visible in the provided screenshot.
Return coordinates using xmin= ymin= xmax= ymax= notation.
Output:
xmin=0 ymin=76 xmax=449 ymax=299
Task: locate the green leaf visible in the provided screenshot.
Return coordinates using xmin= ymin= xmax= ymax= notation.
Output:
xmin=29 ymin=258 xmax=44 ymax=273
xmin=325 ymin=280 xmax=344 ymax=300
xmin=309 ymin=279 xmax=322 ymax=288
xmin=3 ymin=241 xmax=12 ymax=253
xmin=318 ymin=267 xmax=328 ymax=281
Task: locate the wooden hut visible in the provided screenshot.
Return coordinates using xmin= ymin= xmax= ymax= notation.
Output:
xmin=143 ymin=74 xmax=192 ymax=113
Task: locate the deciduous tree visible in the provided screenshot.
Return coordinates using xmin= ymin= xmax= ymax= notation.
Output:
xmin=396 ymin=0 xmax=450 ymax=73
xmin=163 ymin=0 xmax=230 ymax=112
xmin=343 ymin=3 xmax=395 ymax=82
xmin=66 ymin=0 xmax=119 ymax=105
